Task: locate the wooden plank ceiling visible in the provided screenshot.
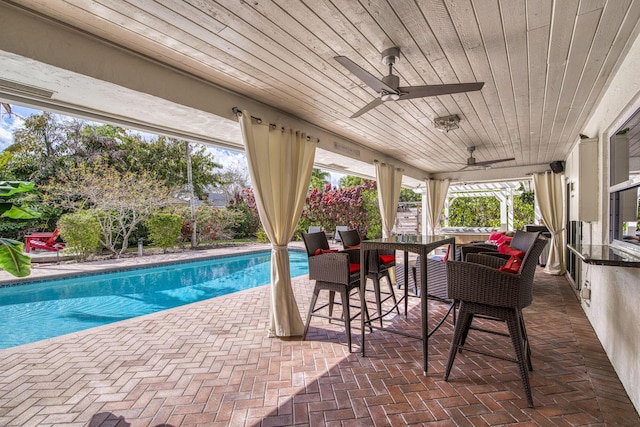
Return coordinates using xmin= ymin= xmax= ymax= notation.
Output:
xmin=10 ymin=0 xmax=640 ymax=174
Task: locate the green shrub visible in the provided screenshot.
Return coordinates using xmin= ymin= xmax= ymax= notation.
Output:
xmin=146 ymin=213 xmax=182 ymax=252
xmin=58 ymin=211 xmax=101 ymax=260
xmin=169 ymin=205 xmax=241 ymax=244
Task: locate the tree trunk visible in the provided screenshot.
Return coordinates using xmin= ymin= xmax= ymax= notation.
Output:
xmin=185 ymin=141 xmax=197 ymax=248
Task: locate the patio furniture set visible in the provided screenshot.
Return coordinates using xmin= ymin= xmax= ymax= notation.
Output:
xmin=301 ymin=229 xmax=547 ymax=408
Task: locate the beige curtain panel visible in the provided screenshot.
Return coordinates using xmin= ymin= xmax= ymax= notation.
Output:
xmin=375 ymin=162 xmax=403 ymax=238
xmin=425 ymin=179 xmax=450 ymax=235
xmin=533 ymin=172 xmax=566 ymax=275
xmin=239 ymin=110 xmax=316 ymax=337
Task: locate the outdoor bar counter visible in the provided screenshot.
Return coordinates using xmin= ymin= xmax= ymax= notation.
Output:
xmin=567 ymin=242 xmax=640 ymax=267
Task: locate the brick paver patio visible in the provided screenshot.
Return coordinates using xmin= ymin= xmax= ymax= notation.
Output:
xmin=0 ymin=246 xmax=638 ymax=426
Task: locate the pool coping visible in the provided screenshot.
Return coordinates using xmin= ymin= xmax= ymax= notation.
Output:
xmin=0 ymin=242 xmax=308 ymax=287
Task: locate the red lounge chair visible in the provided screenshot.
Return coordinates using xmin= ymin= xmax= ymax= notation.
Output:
xmin=24 ymin=229 xmax=65 ymax=253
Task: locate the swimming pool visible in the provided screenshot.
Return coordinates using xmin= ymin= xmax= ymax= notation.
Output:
xmin=0 ymin=250 xmax=309 ymax=350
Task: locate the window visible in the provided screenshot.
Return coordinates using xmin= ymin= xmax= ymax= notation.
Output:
xmin=609 ymin=109 xmax=640 ymax=248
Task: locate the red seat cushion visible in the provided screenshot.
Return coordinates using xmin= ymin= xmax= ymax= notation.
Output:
xmin=379 ymin=254 xmax=395 ymax=264
xmin=498 ymin=242 xmax=525 ymax=259
xmin=349 ymin=263 xmax=361 ymax=273
xmin=498 ymin=255 xmax=522 ymax=274
xmin=345 ymin=244 xmax=360 ymax=249
xmin=314 ymin=248 xmax=339 ymax=256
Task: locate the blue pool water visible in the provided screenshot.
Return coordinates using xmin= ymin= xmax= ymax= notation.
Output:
xmin=0 ymin=250 xmax=308 ymax=350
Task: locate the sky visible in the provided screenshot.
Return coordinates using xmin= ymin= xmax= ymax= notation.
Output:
xmin=0 ymin=104 xmax=342 ymax=185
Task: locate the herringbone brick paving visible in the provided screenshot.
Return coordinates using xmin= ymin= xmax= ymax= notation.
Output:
xmin=0 ymin=250 xmax=638 ymax=426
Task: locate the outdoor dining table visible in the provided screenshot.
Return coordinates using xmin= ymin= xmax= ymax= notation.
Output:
xmin=359 ymin=234 xmax=455 ymax=375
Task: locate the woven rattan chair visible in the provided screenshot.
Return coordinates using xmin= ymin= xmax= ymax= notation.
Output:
xmin=301 ymin=231 xmax=368 ymax=352
xmin=444 ymin=231 xmax=547 ymax=408
xmin=339 ymin=229 xmax=399 ymax=325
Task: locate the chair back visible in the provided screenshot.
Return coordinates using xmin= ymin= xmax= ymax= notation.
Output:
xmin=339 ymin=229 xmax=361 ymax=249
xmin=301 ymin=232 xmax=330 ymax=257
xmin=308 ymin=225 xmax=322 ymax=234
xmin=518 ymin=237 xmax=548 ymax=293
xmin=45 ymin=229 xmax=60 ymax=246
xmin=510 ymin=230 xmax=541 ymax=254
xmin=334 ymin=225 xmax=348 ymax=242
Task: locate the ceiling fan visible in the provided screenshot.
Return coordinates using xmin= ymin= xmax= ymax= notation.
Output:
xmin=335 ymin=47 xmax=484 ymax=118
xmin=459 ymin=146 xmax=515 ymax=169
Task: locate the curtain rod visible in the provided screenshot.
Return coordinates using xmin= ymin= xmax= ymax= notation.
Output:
xmin=232 ymin=107 xmax=320 ymax=143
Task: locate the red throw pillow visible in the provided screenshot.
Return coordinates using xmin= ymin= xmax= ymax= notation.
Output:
xmin=498 ymin=242 xmax=525 ymax=259
xmin=379 ymin=254 xmax=395 ymax=264
xmin=489 ymin=231 xmax=506 ymax=241
xmin=498 ymin=255 xmax=522 ymax=274
xmin=496 ymin=235 xmax=513 ymax=245
xmin=349 ymin=263 xmax=361 ymax=273
xmin=314 ymin=248 xmax=339 ymax=256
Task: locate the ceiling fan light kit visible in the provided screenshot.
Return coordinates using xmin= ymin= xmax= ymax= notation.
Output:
xmin=434 ymin=114 xmax=460 ymax=132
xmin=334 ymin=46 xmax=485 ymax=118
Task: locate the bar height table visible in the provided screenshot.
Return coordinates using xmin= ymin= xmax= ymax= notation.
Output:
xmin=359 ymin=234 xmax=455 ymax=375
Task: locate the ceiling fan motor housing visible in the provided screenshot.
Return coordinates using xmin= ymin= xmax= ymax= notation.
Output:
xmin=381 ymin=47 xmax=400 ymax=65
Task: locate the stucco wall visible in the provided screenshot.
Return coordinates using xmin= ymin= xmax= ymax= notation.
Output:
xmin=566 ymin=30 xmax=640 ymax=414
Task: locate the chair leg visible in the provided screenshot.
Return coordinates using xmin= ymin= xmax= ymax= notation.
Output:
xmin=360 ymin=288 xmax=373 ymax=333
xmin=340 ymin=288 xmax=352 ymax=353
xmin=328 ymin=290 xmax=336 ymax=323
xmin=459 ymin=313 xmax=474 ymax=351
xmin=303 ymin=286 xmax=321 ymax=340
xmin=371 ymin=277 xmax=384 ymax=327
xmin=384 ymin=271 xmax=400 ymax=315
xmin=518 ymin=311 xmax=533 ymax=371
xmin=506 ymin=309 xmax=534 ymax=408
xmin=444 ymin=303 xmax=472 ymax=381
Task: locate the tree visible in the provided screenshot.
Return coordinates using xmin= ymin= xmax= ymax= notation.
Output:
xmin=400 ymin=187 xmax=421 ymax=202
xmin=121 ymin=135 xmax=224 ymax=199
xmin=3 ymin=114 xmax=225 ymax=198
xmin=217 ymin=165 xmax=250 ymax=204
xmin=339 ymin=175 xmax=363 ymax=188
xmin=448 ymin=196 xmax=501 ymax=228
xmin=44 ymin=161 xmax=176 ymax=256
xmin=310 ymin=168 xmax=330 ymax=190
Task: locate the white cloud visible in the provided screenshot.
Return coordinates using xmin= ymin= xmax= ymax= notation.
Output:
xmin=0 ymin=105 xmax=39 ymax=151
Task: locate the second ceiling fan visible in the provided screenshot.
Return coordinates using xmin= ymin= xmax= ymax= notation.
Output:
xmin=335 ymin=47 xmax=484 ymax=118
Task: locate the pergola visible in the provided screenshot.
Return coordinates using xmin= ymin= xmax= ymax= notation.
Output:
xmin=443 ymin=181 xmax=531 ymax=231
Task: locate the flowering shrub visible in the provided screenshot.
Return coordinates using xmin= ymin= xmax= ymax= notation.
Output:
xmin=301 ymin=180 xmax=382 ymax=239
xmin=227 ymin=187 xmax=260 ymax=238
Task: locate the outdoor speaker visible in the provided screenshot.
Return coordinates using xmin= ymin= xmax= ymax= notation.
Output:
xmin=550 ymin=161 xmax=564 ymax=173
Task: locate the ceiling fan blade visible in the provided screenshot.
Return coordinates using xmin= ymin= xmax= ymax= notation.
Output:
xmin=472 ymin=157 xmax=516 ymax=167
xmin=335 ymin=56 xmax=397 ymax=94
xmin=398 ymin=82 xmax=484 ymax=100
xmin=350 ymin=97 xmax=384 ymax=118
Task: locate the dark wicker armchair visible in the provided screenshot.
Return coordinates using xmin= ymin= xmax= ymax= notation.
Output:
xmin=301 ymin=231 xmax=368 ymax=352
xmin=444 ymin=231 xmax=547 ymax=408
xmin=339 ymin=229 xmax=399 ymax=325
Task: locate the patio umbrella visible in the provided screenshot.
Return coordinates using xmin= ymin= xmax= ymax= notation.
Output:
xmin=238 ymin=110 xmax=316 ymax=337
